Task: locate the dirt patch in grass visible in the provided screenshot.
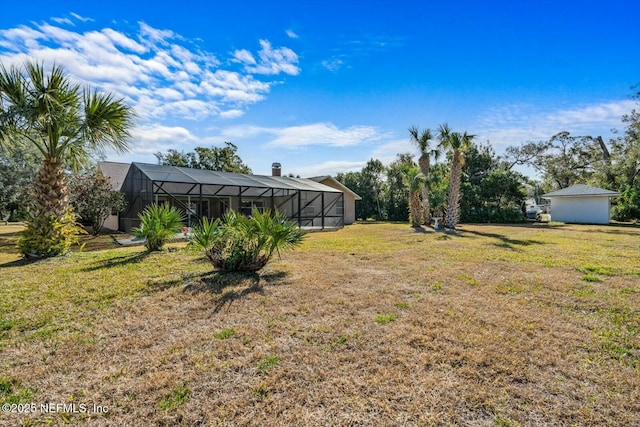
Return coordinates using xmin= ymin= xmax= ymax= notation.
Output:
xmin=0 ymin=222 xmax=639 ymax=426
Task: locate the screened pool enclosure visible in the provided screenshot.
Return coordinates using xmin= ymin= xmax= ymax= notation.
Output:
xmin=117 ymin=163 xmax=345 ymax=232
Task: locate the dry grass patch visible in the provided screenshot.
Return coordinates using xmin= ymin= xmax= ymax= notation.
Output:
xmin=0 ymin=222 xmax=639 ymax=426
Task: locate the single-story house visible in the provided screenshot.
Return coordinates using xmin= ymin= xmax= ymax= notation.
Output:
xmin=308 ymin=176 xmax=362 ymax=225
xmin=542 ymin=184 xmax=619 ymax=224
xmin=98 ymin=162 xmax=359 ymax=232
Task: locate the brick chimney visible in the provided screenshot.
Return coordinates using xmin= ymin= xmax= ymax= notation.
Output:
xmin=272 ymin=162 xmax=281 ymax=177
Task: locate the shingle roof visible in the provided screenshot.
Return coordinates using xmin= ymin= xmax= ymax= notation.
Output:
xmin=98 ymin=162 xmax=131 ymax=191
xmin=543 ymin=184 xmax=619 ymax=198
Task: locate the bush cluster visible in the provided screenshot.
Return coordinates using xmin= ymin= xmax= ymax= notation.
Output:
xmin=189 ymin=210 xmax=305 ymax=273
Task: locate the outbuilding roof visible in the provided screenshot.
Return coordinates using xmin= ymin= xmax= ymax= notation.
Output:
xmin=543 ymin=184 xmax=619 ymax=198
xmin=132 ymin=162 xmax=342 ymax=193
xmin=308 ymin=176 xmax=363 ymax=200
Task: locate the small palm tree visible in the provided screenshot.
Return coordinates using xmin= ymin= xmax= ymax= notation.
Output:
xmin=409 ymin=125 xmax=439 ymax=225
xmin=0 ymin=61 xmax=134 ymax=257
xmin=190 ymin=210 xmax=305 ymax=273
xmin=132 ymin=204 xmax=185 ymax=251
xmin=438 ymin=123 xmax=474 ymax=229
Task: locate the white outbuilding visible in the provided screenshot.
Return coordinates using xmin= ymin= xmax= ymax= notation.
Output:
xmin=542 ymin=184 xmax=619 ymax=224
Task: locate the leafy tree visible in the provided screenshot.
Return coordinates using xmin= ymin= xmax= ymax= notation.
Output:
xmin=611 ymin=184 xmax=640 ymax=221
xmin=426 ymin=162 xmax=450 ymax=220
xmin=337 ymin=159 xmax=387 ymax=220
xmin=408 ymin=126 xmax=438 ymax=224
xmin=361 ymin=159 xmax=387 ymax=220
xmin=69 ymin=170 xmax=127 ymax=235
xmin=0 ymin=144 xmax=40 ymax=221
xmin=438 ymin=124 xmax=474 ymax=229
xmin=459 ymin=144 xmax=527 ymax=223
xmin=155 ymin=142 xmax=251 ymax=173
xmin=385 ymin=153 xmax=418 ymax=221
xmin=506 ymin=132 xmax=610 ymax=190
xmin=0 ymin=61 xmax=134 ymax=258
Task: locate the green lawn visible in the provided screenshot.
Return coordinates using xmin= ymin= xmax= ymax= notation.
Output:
xmin=1 ymin=222 xmax=639 ymax=426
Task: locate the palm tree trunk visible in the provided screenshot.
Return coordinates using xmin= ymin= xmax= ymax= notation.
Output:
xmin=19 ymin=156 xmax=80 ymax=258
xmin=409 ymin=188 xmax=422 ymax=227
xmin=418 ymin=155 xmax=431 ymax=225
xmin=421 ymin=186 xmax=430 ymax=226
xmin=33 ymin=156 xmax=69 ymax=218
xmin=445 ymin=156 xmax=462 ymax=229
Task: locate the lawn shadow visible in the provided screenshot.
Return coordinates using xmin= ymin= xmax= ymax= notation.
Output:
xmin=0 ymin=230 xmax=21 ymax=255
xmin=580 ymin=224 xmax=640 ymax=237
xmin=73 ymin=234 xmax=124 ymax=252
xmin=181 ymin=270 xmax=290 ymax=314
xmin=0 ymin=258 xmax=31 ymax=268
xmin=435 ymin=229 xmax=470 ymax=240
xmin=80 ymin=250 xmax=150 ymax=271
xmin=412 ymin=226 xmax=431 ymax=234
xmin=462 ymin=228 xmax=546 ymax=249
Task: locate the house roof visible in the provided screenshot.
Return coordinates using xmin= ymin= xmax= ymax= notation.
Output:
xmin=97 ymin=162 xmax=131 ymax=191
xmin=308 ymin=176 xmax=363 ymax=200
xmin=131 ymin=162 xmax=342 ymax=193
xmin=543 ymin=184 xmax=619 ymax=198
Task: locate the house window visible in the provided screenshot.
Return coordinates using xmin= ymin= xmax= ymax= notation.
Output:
xmin=241 ymin=200 xmax=265 ymax=216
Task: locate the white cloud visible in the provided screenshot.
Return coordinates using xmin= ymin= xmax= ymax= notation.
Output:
xmin=132 ymin=124 xmax=197 ymax=144
xmin=293 ymin=160 xmax=367 ymax=178
xmin=0 ymin=19 xmax=301 ymax=126
xmin=70 ymin=12 xmax=94 ymax=23
xmin=101 ymin=124 xmax=199 ymax=162
xmin=137 ymin=21 xmax=175 ymax=46
xmin=243 ymin=39 xmax=300 ymax=76
xmin=232 ymin=48 xmax=256 ymax=65
xmin=322 ymin=58 xmax=344 ymax=72
xmin=221 ymin=122 xmax=386 ymax=148
xmin=219 ymin=109 xmax=244 ymax=119
xmin=286 ymin=29 xmax=299 ymax=39
xmin=101 ymin=28 xmax=147 ymax=54
xmin=473 ymin=100 xmax=635 ymax=151
xmin=371 ymin=139 xmax=418 ymax=164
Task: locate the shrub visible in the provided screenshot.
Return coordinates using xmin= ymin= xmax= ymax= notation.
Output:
xmin=132 ymin=203 xmax=185 ymax=251
xmin=190 ymin=210 xmax=305 ymax=273
xmin=18 ymin=210 xmax=86 ymax=259
xmin=69 ymin=170 xmax=128 ymax=235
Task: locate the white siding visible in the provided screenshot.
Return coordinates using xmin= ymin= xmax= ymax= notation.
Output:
xmin=343 ymin=192 xmax=356 ymax=225
xmin=548 ymin=196 xmax=611 ymax=224
xmin=102 ymin=214 xmax=119 ymax=231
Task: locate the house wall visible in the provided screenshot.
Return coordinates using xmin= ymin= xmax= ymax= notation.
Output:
xmin=103 ymin=214 xmax=119 ymax=231
xmin=548 ymin=196 xmax=611 ymax=224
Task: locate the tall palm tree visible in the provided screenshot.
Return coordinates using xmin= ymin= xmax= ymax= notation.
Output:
xmin=0 ymin=61 xmax=134 ymax=257
xmin=408 ymin=171 xmax=427 ymax=227
xmin=438 ymin=123 xmax=474 ymax=229
xmin=408 ymin=125 xmax=438 ymax=225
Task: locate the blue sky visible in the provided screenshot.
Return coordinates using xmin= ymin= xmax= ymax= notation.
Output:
xmin=1 ymin=0 xmax=638 ymax=177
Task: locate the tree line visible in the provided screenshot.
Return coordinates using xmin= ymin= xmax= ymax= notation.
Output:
xmin=1 ymin=59 xmax=638 ymax=258
xmin=338 ymin=91 xmax=640 ymax=225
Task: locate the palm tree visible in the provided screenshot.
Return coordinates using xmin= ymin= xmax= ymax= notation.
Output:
xmin=408 ymin=171 xmax=427 ymax=227
xmin=408 ymin=125 xmax=438 ymax=225
xmin=438 ymin=123 xmax=474 ymax=229
xmin=0 ymin=61 xmax=134 ymax=257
